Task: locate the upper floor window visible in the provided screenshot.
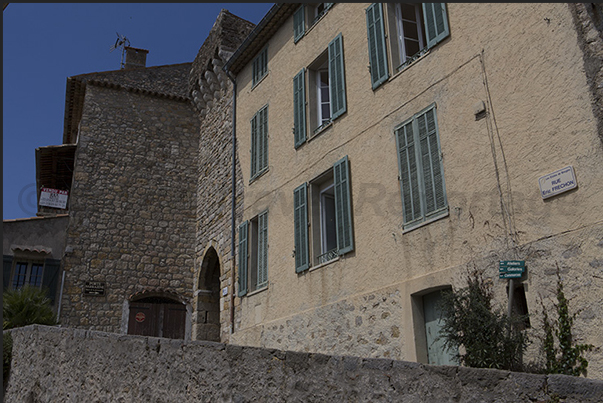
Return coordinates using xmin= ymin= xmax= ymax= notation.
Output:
xmin=366 ymin=3 xmax=450 ymax=89
xmin=293 ymin=3 xmax=335 ymax=43
xmin=3 ymin=255 xmax=61 ymax=305
xmin=395 ymin=104 xmax=448 ymax=231
xmin=252 ymin=47 xmax=268 ymax=87
xmin=238 ymin=210 xmax=268 ymax=297
xmin=13 ymin=261 xmax=44 ymax=289
xmin=250 ymin=105 xmax=268 ymax=181
xmin=293 ymin=34 xmax=347 ymax=148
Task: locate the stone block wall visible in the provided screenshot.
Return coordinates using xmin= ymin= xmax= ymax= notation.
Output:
xmin=59 ymin=82 xmax=199 ymax=333
xmin=4 ymin=325 xmax=603 ymax=402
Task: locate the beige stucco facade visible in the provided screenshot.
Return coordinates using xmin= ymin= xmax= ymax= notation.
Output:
xmin=228 ymin=3 xmax=603 ymax=378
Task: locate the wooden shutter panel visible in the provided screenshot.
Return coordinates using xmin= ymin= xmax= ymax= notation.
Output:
xmin=366 ymin=3 xmax=389 ymax=89
xmin=250 ymin=113 xmax=258 ymax=178
xmin=422 ymin=3 xmax=450 ymax=49
xmin=324 ymin=3 xmax=334 ymax=11
xmin=238 ymin=221 xmax=249 ymax=297
xmin=293 ymin=69 xmax=307 ymax=148
xmin=328 ymin=34 xmax=347 ymax=120
xmin=333 ymin=156 xmax=354 ymax=255
xmin=396 ymin=121 xmax=422 ymax=226
xmin=293 ymin=183 xmax=309 ymax=272
xmin=293 ymin=5 xmax=305 ymax=43
xmin=42 ymin=258 xmax=61 ymax=305
xmin=259 ymin=107 xmax=268 ymax=172
xmin=3 ymin=255 xmax=13 ymax=291
xmin=257 ymin=211 xmax=268 ymax=288
xmin=418 ymin=107 xmax=446 ymax=216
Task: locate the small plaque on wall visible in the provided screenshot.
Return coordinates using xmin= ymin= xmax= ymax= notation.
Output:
xmin=84 ymin=281 xmax=105 ymax=296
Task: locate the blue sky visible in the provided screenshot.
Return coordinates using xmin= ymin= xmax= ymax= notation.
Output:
xmin=3 ymin=2 xmax=273 ymax=220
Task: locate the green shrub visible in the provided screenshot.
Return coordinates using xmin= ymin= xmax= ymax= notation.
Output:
xmin=3 ymin=285 xmax=57 ymax=330
xmin=439 ymin=269 xmax=529 ymax=371
xmin=3 ymin=332 xmax=12 ymax=383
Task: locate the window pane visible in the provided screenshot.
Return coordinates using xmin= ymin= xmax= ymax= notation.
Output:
xmin=13 ymin=262 xmax=28 ymax=288
xmin=29 ymin=263 xmax=44 ymax=287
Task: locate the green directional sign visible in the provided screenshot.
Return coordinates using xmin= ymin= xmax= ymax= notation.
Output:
xmin=499 ymin=260 xmax=525 ymax=279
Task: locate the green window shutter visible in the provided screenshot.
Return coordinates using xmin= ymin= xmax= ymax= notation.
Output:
xmin=422 ymin=3 xmax=450 ymax=49
xmin=366 ymin=3 xmax=389 ymax=89
xmin=252 ymin=55 xmax=259 ymax=85
xmin=259 ymin=107 xmax=268 ymax=172
xmin=396 ymin=120 xmax=423 ymax=226
xmin=293 ymin=5 xmax=305 ymax=43
xmin=3 ymin=255 xmax=13 ymax=291
xmin=324 ymin=3 xmax=334 ymax=11
xmin=417 ymin=107 xmax=447 ymax=216
xmin=328 ymin=34 xmax=347 ymax=120
xmin=238 ymin=221 xmax=249 ymax=297
xmin=293 ymin=183 xmax=309 ymax=272
xmin=257 ymin=211 xmax=268 ymax=288
xmin=42 ymin=258 xmax=61 ymax=305
xmin=333 ymin=156 xmax=354 ymax=255
xmin=293 ymin=69 xmax=307 ymax=148
xmin=250 ymin=113 xmax=258 ymax=178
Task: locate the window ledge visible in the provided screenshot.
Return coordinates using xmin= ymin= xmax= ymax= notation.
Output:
xmin=249 ymin=168 xmax=269 ymax=185
xmin=402 ymin=209 xmax=449 ymax=234
xmin=246 ymin=284 xmax=268 ymax=297
xmin=309 ymin=256 xmax=340 ymax=272
xmin=309 ymin=121 xmax=333 ymax=141
xmin=251 ymin=71 xmax=269 ymax=91
xmin=379 ymin=48 xmax=432 ymax=91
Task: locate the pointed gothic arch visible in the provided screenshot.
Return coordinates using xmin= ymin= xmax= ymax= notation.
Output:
xmin=196 ymin=246 xmax=221 ymax=341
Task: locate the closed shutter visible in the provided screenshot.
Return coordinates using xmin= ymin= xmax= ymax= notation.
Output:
xmin=333 ymin=156 xmax=354 ymax=255
xmin=293 ymin=183 xmax=309 ymax=272
xmin=257 ymin=211 xmax=268 ymax=288
xmin=238 ymin=221 xmax=249 ymax=297
xmin=418 ymin=107 xmax=446 ymax=216
xmin=328 ymin=34 xmax=347 ymax=120
xmin=396 ymin=120 xmax=422 ymax=225
xmin=366 ymin=3 xmax=389 ymax=89
xmin=42 ymin=258 xmax=61 ymax=305
xmin=293 ymin=69 xmax=307 ymax=148
xmin=293 ymin=5 xmax=305 ymax=43
xmin=324 ymin=3 xmax=334 ymax=11
xmin=3 ymin=255 xmax=13 ymax=291
xmin=250 ymin=113 xmax=258 ymax=178
xmin=422 ymin=3 xmax=450 ymax=49
xmin=259 ymin=107 xmax=268 ymax=172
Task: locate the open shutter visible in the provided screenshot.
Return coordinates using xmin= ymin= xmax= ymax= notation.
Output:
xmin=293 ymin=5 xmax=305 ymax=43
xmin=396 ymin=120 xmax=423 ymax=226
xmin=422 ymin=3 xmax=450 ymax=49
xmin=259 ymin=107 xmax=268 ymax=172
xmin=418 ymin=107 xmax=446 ymax=216
xmin=293 ymin=183 xmax=309 ymax=272
xmin=333 ymin=156 xmax=354 ymax=255
xmin=328 ymin=34 xmax=347 ymax=120
xmin=3 ymin=255 xmax=13 ymax=290
xmin=238 ymin=221 xmax=249 ymax=297
xmin=293 ymin=69 xmax=307 ymax=148
xmin=250 ymin=114 xmax=258 ymax=178
xmin=366 ymin=3 xmax=389 ymax=89
xmin=257 ymin=211 xmax=268 ymax=288
xmin=42 ymin=258 xmax=61 ymax=305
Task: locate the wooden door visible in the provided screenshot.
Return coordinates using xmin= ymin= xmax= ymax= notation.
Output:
xmin=423 ymin=290 xmax=456 ymax=366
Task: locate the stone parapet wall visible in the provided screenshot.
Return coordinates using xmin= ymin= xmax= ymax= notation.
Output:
xmin=5 ymin=325 xmax=603 ymax=402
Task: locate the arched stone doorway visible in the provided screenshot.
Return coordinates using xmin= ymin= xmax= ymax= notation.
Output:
xmin=196 ymin=247 xmax=221 ymax=341
xmin=127 ymin=291 xmax=187 ymax=339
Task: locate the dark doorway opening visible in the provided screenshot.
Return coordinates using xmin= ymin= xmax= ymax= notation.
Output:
xmin=128 ymin=296 xmax=186 ymax=339
xmin=197 ymin=247 xmax=221 ymax=341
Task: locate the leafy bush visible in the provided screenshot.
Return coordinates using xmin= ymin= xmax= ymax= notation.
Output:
xmin=540 ymin=267 xmax=593 ymax=377
xmin=3 ymin=285 xmax=57 ymax=330
xmin=438 ymin=269 xmax=528 ymax=371
xmin=3 ymin=332 xmax=12 ymax=383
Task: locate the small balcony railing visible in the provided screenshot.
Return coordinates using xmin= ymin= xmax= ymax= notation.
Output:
xmin=316 ymin=248 xmax=338 ymax=265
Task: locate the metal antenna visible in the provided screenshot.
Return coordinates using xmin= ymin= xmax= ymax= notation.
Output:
xmin=109 ymin=32 xmax=130 ymax=69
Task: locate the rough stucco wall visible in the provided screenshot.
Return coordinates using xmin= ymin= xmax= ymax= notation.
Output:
xmin=60 ymin=84 xmax=199 ymax=333
xmin=2 ymin=216 xmax=69 ymax=260
xmin=229 ymin=2 xmax=603 ymax=379
xmin=5 ymin=325 xmax=603 ymax=403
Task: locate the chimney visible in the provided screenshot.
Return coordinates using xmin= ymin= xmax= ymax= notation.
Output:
xmin=123 ymin=46 xmax=148 ymax=69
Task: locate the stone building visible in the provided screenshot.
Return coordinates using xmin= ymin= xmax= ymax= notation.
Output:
xmin=223 ymin=3 xmax=603 ymax=378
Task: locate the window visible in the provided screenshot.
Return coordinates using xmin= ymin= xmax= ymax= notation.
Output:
xmin=250 ymin=105 xmax=268 ymax=180
xmin=3 ymin=256 xmax=61 ymax=305
xmin=252 ymin=47 xmax=268 ymax=87
xmin=395 ymin=104 xmax=447 ymax=230
xmin=238 ymin=210 xmax=268 ymax=296
xmin=366 ymin=3 xmax=449 ymax=89
xmin=294 ymin=156 xmax=354 ymax=272
xmin=293 ymin=34 xmax=346 ymax=147
xmin=12 ymin=261 xmax=44 ymax=289
xmin=293 ymin=3 xmax=334 ymax=43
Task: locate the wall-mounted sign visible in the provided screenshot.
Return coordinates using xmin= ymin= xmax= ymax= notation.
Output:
xmin=39 ymin=188 xmax=69 ymax=209
xmin=135 ymin=312 xmax=146 ymax=323
xmin=499 ymin=260 xmax=525 ymax=279
xmin=83 ymin=281 xmax=105 ymax=296
xmin=538 ymin=166 xmax=577 ymax=199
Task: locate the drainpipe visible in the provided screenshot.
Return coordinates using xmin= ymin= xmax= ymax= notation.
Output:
xmin=225 ymin=67 xmax=237 ymax=335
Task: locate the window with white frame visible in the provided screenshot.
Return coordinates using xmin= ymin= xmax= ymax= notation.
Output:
xmin=250 ymin=105 xmax=268 ymax=180
xmin=366 ymin=3 xmax=450 ymax=89
xmin=395 ymin=104 xmax=448 ymax=230
xmin=293 ymin=34 xmax=347 ymax=148
xmin=238 ymin=210 xmax=268 ymax=296
xmin=252 ymin=47 xmax=268 ymax=87
xmin=294 ymin=156 xmax=354 ymax=272
xmin=12 ymin=260 xmax=44 ymax=289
